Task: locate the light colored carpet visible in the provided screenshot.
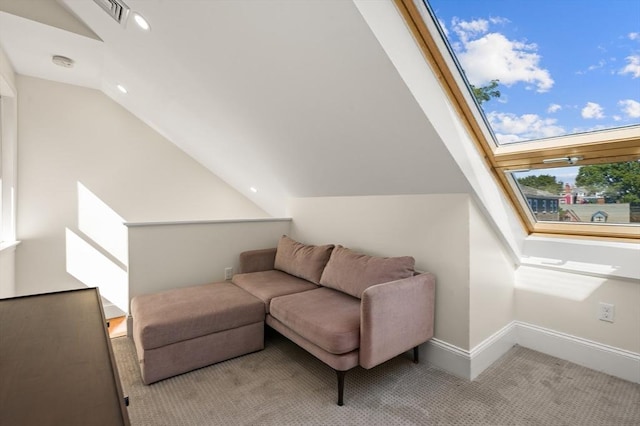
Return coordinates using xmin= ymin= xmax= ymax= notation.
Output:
xmin=112 ymin=332 xmax=640 ymax=425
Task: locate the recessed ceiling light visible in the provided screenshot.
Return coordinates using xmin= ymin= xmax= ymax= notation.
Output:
xmin=250 ymin=187 xmax=258 ymax=193
xmin=52 ymin=55 xmax=74 ymax=68
xmin=132 ymin=12 xmax=150 ymax=30
xmin=117 ymin=84 xmax=128 ymax=94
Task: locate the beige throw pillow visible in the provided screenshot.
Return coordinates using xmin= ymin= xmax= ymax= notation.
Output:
xmin=319 ymin=245 xmax=415 ymax=298
xmin=273 ymin=235 xmax=334 ymax=284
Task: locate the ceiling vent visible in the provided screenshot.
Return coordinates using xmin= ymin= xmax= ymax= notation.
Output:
xmin=93 ymin=0 xmax=130 ymax=25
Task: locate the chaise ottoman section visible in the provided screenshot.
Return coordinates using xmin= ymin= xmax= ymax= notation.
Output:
xmin=131 ymin=282 xmax=265 ymax=384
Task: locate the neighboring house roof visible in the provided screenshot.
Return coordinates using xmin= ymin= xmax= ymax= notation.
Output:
xmin=562 ymin=210 xmax=582 ymax=222
xmin=569 ymin=204 xmax=630 ymax=224
xmin=519 ymin=185 xmax=561 ymax=199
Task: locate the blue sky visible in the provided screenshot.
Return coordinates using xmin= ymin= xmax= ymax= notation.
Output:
xmin=427 ymin=0 xmax=640 ymax=145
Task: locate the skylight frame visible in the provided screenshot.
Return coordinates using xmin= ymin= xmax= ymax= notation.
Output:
xmin=395 ymin=0 xmax=640 ymax=240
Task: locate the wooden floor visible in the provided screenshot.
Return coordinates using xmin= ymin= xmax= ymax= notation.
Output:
xmin=107 ymin=316 xmax=127 ymax=338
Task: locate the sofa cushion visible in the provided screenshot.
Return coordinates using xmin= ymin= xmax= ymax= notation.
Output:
xmin=269 ymin=287 xmax=361 ymax=355
xmin=232 ymin=270 xmax=319 ymax=313
xmin=273 ymin=235 xmax=334 ymax=284
xmin=319 ymin=246 xmax=415 ymax=299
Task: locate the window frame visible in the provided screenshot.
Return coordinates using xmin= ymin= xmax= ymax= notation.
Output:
xmin=395 ymin=0 xmax=640 ymax=240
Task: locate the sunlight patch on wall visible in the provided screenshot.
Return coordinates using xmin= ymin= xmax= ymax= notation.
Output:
xmin=77 ymin=182 xmax=128 ymax=265
xmin=65 ymin=228 xmax=128 ymax=311
xmin=515 ymin=265 xmax=605 ymax=301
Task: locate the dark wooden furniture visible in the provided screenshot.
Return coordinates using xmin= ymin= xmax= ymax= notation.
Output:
xmin=0 ymin=288 xmax=130 ymax=425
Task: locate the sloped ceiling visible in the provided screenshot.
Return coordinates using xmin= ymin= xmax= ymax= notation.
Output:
xmin=0 ymin=0 xmax=471 ymax=216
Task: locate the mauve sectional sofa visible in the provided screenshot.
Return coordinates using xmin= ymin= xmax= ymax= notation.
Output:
xmin=131 ymin=235 xmax=436 ymax=406
xmin=236 ymin=235 xmax=436 ymax=405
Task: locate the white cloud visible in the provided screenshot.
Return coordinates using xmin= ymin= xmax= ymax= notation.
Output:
xmin=576 ymin=59 xmax=610 ymax=76
xmin=629 ymin=32 xmax=640 ymax=41
xmin=487 ymin=111 xmax=565 ymax=143
xmin=619 ymin=99 xmax=640 ymax=118
xmin=489 ymin=16 xmax=510 ymax=25
xmin=588 ymin=60 xmax=606 ymax=71
xmin=547 ymin=103 xmax=562 ymax=113
xmin=493 ymin=133 xmax=524 ymax=144
xmin=438 ymin=18 xmax=449 ymax=37
xmin=450 ymin=18 xmax=554 ymax=92
xmin=581 ymin=102 xmax=605 ymax=119
xmin=452 ymin=17 xmax=489 ymax=42
xmin=571 ymin=124 xmax=612 ymax=134
xmin=620 ymin=54 xmax=640 ymax=78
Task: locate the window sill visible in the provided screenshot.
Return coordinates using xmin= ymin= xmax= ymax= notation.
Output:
xmin=521 ymin=235 xmax=639 ymax=281
xmin=0 ymin=240 xmax=20 ymax=253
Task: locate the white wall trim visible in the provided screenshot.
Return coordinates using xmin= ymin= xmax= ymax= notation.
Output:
xmin=424 ymin=338 xmax=470 ymax=379
xmin=424 ymin=322 xmax=518 ymax=380
xmin=0 ymin=240 xmax=20 ymax=252
xmin=516 ymin=321 xmax=640 ymax=384
xmin=425 ymin=321 xmax=640 ymax=384
xmin=470 ymin=322 xmax=519 ymax=380
xmin=125 ymin=217 xmax=292 ymax=227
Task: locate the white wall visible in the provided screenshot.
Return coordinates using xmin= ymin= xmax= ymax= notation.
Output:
xmin=0 ymin=43 xmax=16 ymax=92
xmin=0 ymin=0 xmax=99 ymax=40
xmin=0 ymin=244 xmax=16 ymax=298
xmin=469 ymin=201 xmax=515 ymax=348
xmin=354 ymin=0 xmax=526 ymax=263
xmin=15 ymin=75 xmax=269 ymax=297
xmin=288 ymin=194 xmax=473 ymax=350
xmin=127 ymin=219 xmax=291 ymax=301
xmin=516 ymin=273 xmax=640 ymax=354
xmin=355 ymin=0 xmax=640 ymax=377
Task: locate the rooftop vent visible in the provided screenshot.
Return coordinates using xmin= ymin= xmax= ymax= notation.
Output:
xmin=93 ymin=0 xmax=130 ymax=25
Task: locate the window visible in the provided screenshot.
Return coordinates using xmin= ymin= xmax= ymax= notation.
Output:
xmin=0 ymin=92 xmax=18 ymax=245
xmin=0 ymin=94 xmax=5 ymax=235
xmin=0 ymin=97 xmax=3 ymax=241
xmin=512 ymin=160 xmax=639 ymax=226
xmin=396 ymin=0 xmax=640 ymax=239
xmin=0 ymin=97 xmax=4 ymax=243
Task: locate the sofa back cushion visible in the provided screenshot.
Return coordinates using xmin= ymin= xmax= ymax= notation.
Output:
xmin=319 ymin=246 xmax=415 ymax=298
xmin=274 ymin=235 xmax=334 ymax=284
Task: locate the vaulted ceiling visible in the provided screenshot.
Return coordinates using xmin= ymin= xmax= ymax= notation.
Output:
xmin=0 ymin=0 xmax=470 ymax=216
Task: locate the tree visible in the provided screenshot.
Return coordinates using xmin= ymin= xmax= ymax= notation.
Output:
xmin=470 ymin=79 xmax=501 ymax=104
xmin=517 ymin=174 xmax=563 ymax=194
xmin=575 ymin=162 xmax=640 ymax=203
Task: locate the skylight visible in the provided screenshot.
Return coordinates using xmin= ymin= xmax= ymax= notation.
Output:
xmin=397 ymin=0 xmax=639 ymax=238
xmin=426 ymin=0 xmax=640 ymax=146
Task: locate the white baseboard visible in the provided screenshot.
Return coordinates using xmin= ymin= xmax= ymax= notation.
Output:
xmin=470 ymin=322 xmax=518 ymax=380
xmin=424 ymin=338 xmax=471 ymax=379
xmin=425 ymin=322 xmax=518 ymax=380
xmin=516 ymin=322 xmax=640 ymax=384
xmin=425 ymin=321 xmax=640 ymax=384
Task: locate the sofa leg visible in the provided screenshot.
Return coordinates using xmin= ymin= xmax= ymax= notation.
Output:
xmin=336 ymin=370 xmax=346 ymax=406
xmin=413 ymin=346 xmax=420 ymax=364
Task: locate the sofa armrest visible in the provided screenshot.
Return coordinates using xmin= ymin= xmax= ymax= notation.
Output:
xmin=359 ymin=272 xmax=435 ymax=369
xmin=239 ymin=248 xmax=277 ymax=273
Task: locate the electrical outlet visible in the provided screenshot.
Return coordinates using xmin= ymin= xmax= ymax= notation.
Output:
xmin=598 ymin=302 xmax=615 ymax=323
xmin=224 ymin=267 xmax=233 ymax=280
